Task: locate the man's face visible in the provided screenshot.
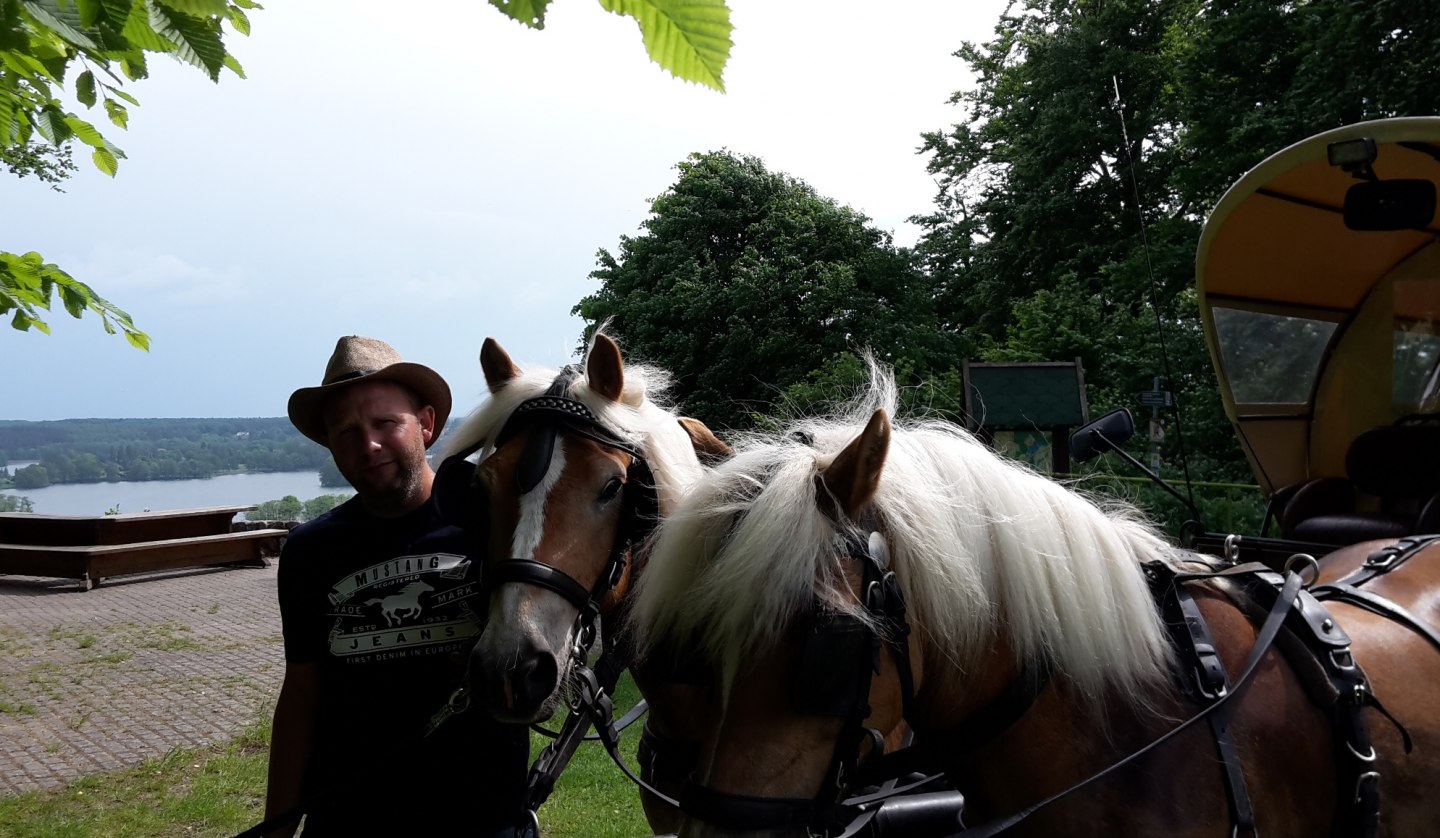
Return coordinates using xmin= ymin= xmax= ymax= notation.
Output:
xmin=322 ymin=380 xmax=435 ymax=516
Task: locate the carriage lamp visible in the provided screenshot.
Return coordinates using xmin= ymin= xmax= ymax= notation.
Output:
xmin=1328 ymin=137 xmax=1378 ymax=180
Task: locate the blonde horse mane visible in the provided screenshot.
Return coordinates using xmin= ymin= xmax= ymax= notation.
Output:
xmin=632 ymin=357 xmax=1184 ymax=710
xmin=435 ymin=330 xmax=705 ymax=512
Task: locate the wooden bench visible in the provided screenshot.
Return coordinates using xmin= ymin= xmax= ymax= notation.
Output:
xmin=0 ymin=506 xmax=287 ymax=591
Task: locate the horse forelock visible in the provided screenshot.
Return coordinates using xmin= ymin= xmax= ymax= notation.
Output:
xmin=438 ymin=350 xmax=703 ymax=509
xmin=633 ymin=361 xmax=1181 ymax=714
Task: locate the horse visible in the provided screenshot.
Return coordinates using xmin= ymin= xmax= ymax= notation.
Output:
xmin=629 ymin=361 xmax=1440 ymax=837
xmin=432 ymin=330 xmax=729 ymax=832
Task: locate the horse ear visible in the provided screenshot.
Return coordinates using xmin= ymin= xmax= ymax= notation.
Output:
xmin=678 ymin=416 xmax=733 ymax=465
xmin=587 ymin=333 xmax=625 ymax=403
xmin=480 ymin=337 xmax=520 ymax=393
xmin=817 ymin=409 xmax=892 ymax=520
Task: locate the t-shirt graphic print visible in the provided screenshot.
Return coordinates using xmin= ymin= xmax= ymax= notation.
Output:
xmin=324 ymin=551 xmax=482 ymax=665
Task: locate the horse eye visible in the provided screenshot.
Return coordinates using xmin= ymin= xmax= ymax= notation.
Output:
xmin=599 ymin=477 xmax=623 ymax=503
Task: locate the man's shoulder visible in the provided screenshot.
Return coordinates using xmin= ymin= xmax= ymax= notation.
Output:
xmin=287 ymin=496 xmax=362 ymax=542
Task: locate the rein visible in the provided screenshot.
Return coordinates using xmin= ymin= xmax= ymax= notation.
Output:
xmin=669 ymin=542 xmax=1423 ymax=838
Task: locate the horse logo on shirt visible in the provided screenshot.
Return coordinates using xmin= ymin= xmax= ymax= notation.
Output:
xmin=365 ymin=581 xmax=433 ymax=626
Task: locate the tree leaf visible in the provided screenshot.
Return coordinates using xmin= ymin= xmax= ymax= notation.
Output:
xmin=91 ymin=144 xmax=118 ymax=175
xmin=120 ymin=53 xmax=148 ymax=80
xmin=97 ymin=0 xmax=135 ymax=27
xmin=12 ymin=310 xmax=52 ymax=334
xmin=0 ymin=89 xmax=17 ymax=145
xmin=597 ymin=0 xmax=732 ymax=92
xmin=34 ymin=105 xmax=73 ymax=144
xmin=146 ymin=0 xmax=225 ymax=81
xmin=121 ymin=1 xmax=174 ymax=50
xmin=64 ymin=114 xmax=105 ymax=146
xmin=57 ymin=283 xmax=87 ymax=318
xmin=19 ymin=0 xmax=100 ymax=49
xmin=154 ymin=0 xmax=227 ymax=15
xmin=224 ymin=3 xmax=247 ymax=35
xmin=76 ymin=69 xmax=97 ymax=106
xmin=222 ymin=51 xmax=242 ymax=77
xmin=104 ymin=85 xmax=140 ymax=106
xmin=77 ymin=0 xmax=103 ymax=26
xmin=124 ymin=329 xmax=150 ymax=350
xmin=487 ymin=0 xmax=552 ymax=29
xmin=103 ymin=96 xmax=128 ymax=127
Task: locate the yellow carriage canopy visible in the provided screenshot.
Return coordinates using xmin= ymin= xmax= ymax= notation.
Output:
xmin=1197 ymin=117 xmax=1440 ymax=495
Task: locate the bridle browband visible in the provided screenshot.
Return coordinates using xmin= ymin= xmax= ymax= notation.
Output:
xmin=484 ymin=365 xmax=658 ymax=614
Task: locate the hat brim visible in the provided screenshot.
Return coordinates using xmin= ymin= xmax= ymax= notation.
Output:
xmin=288 ymin=362 xmax=451 ymax=448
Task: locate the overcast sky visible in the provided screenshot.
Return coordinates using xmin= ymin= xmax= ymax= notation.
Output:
xmin=7 ymin=0 xmax=1008 ymax=422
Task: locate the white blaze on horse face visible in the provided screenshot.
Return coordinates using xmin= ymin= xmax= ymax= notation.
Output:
xmin=511 ymin=438 xmax=567 ymax=562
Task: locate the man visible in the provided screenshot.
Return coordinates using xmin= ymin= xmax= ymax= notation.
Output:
xmin=265 ymin=336 xmax=528 ymax=836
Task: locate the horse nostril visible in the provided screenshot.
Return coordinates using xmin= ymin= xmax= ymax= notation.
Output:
xmin=513 ymin=652 xmax=559 ymax=711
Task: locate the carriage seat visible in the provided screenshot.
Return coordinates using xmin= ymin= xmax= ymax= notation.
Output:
xmin=1277 ymin=424 xmax=1440 ymax=546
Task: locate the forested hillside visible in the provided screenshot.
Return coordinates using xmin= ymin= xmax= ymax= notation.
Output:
xmin=0 ymin=418 xmax=330 ymax=487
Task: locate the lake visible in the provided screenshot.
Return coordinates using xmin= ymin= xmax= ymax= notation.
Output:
xmin=2 ymin=470 xmax=341 ymax=516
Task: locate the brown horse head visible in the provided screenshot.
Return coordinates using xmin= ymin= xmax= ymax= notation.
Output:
xmin=436 ymin=332 xmax=710 ymax=724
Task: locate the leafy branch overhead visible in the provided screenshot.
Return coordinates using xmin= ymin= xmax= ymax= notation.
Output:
xmin=488 ymin=0 xmax=733 ymax=92
xmin=4 ymin=0 xmax=728 ymax=346
xmin=0 ymin=251 xmax=149 ymax=349
xmin=2 ymin=0 xmax=253 ymax=179
xmin=1 ymin=0 xmax=255 ymax=343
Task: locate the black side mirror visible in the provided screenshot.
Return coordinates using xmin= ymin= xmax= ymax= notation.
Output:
xmin=1343 ymin=179 xmax=1437 ymax=231
xmin=1069 ymin=408 xmax=1135 ymax=463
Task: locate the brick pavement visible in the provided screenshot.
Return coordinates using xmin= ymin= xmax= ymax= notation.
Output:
xmin=0 ymin=563 xmax=285 ymax=796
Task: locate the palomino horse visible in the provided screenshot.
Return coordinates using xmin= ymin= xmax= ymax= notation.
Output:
xmin=432 ymin=331 xmax=728 ymax=831
xmin=630 ymin=363 xmax=1440 ymax=837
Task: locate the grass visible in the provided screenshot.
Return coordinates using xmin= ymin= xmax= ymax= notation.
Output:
xmin=0 ymin=676 xmax=654 ymax=837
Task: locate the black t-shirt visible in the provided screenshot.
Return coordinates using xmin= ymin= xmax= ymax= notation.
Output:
xmin=277 ymin=495 xmax=528 ymax=835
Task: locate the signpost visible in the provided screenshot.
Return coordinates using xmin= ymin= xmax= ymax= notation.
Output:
xmin=1139 ymin=376 xmax=1172 ymax=475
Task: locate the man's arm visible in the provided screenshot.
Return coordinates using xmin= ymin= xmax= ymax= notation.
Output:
xmin=264 ymin=661 xmax=320 ymax=838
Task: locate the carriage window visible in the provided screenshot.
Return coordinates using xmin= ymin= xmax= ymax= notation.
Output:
xmin=1213 ymin=308 xmax=1337 ymax=404
xmin=1393 ymin=276 xmax=1440 ymax=412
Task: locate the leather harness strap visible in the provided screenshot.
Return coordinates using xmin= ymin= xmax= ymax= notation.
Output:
xmin=1166 ymin=580 xmax=1257 ymax=837
xmin=1311 ymin=535 xmax=1440 ymax=656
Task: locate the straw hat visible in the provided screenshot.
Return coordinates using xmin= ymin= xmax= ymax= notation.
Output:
xmin=287 ymin=336 xmax=451 ymax=448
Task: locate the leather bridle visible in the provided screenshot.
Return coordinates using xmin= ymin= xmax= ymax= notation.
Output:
xmin=676 ymin=531 xmax=938 ymax=836
xmin=431 ymin=366 xmax=659 ymax=829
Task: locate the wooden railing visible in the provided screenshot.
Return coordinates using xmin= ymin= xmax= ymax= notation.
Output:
xmin=0 ymin=506 xmax=288 ymax=591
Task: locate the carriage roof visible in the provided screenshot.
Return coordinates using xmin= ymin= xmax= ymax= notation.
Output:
xmin=1196 ymin=116 xmax=1440 ymax=494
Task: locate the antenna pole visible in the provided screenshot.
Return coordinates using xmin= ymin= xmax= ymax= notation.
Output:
xmin=1109 ymin=75 xmax=1199 ymax=517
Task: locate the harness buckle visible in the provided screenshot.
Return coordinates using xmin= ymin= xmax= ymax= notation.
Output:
xmin=1353 ymin=770 xmax=1380 ymax=804
xmin=1364 ymin=547 xmax=1399 ymax=571
xmin=1330 ymin=647 xmax=1357 ymax=671
xmin=1346 ymin=741 xmax=1377 ymax=763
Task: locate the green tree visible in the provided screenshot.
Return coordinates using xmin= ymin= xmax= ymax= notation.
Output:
xmin=0 ymin=492 xmax=34 ymax=512
xmin=574 ymin=150 xmax=960 ymax=429
xmin=914 ymin=0 xmax=1440 ymax=490
xmin=317 ymin=457 xmax=346 ymax=489
xmin=13 ymin=464 xmax=50 ymax=489
xmin=302 ymin=492 xmax=349 ymax=521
